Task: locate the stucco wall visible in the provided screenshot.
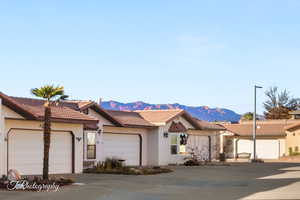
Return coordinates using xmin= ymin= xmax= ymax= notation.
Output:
xmin=88 ymin=108 xmax=113 ymax=127
xmin=2 ymin=105 xmax=24 ymax=119
xmin=1 ymin=118 xmax=84 ymax=175
xmin=146 ymin=128 xmax=160 ymax=165
xmin=83 ymin=108 xmax=114 ymax=162
xmin=0 ymin=99 xmax=5 ymax=176
xmin=286 ymin=130 xmax=300 ymax=155
xmin=156 ymin=117 xmax=219 ymax=165
xmin=84 ymin=108 xmax=158 ymax=166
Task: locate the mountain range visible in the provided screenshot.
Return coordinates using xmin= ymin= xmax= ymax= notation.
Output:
xmin=101 ymin=101 xmax=241 ymax=122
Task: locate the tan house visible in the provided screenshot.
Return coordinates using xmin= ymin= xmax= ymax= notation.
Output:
xmin=285 ymin=122 xmax=300 ymax=155
xmin=220 ymin=120 xmax=291 ymax=159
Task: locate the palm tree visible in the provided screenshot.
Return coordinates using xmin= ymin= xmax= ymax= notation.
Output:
xmin=31 ymin=85 xmax=68 ymax=180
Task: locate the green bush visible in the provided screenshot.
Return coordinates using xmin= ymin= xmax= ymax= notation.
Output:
xmin=219 ymin=153 xmax=226 ymax=162
xmin=289 ymin=147 xmax=293 ymax=156
xmin=288 ymin=147 xmax=300 ymax=156
xmin=184 ymin=159 xmax=200 ymax=166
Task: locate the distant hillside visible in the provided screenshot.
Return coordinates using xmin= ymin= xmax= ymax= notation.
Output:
xmin=101 ymin=101 xmax=241 ymax=122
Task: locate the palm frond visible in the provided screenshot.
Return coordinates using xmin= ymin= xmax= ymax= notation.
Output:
xmin=31 ymin=85 xmax=68 ymax=102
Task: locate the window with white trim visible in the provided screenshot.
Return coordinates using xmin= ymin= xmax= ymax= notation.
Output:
xmin=170 ymin=135 xmax=178 ymax=155
xmin=87 ymin=132 xmax=96 ymax=159
xmin=170 ymin=133 xmax=188 ymax=155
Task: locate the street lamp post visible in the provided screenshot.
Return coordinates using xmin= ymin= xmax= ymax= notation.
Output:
xmin=252 ymin=85 xmax=262 ymax=162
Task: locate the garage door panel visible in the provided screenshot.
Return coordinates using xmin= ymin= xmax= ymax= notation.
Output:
xmin=256 ymin=140 xmax=279 ymax=159
xmin=9 ymin=130 xmax=72 ymax=175
xmin=237 ymin=140 xmax=252 ymax=155
xmin=49 ymin=133 xmax=72 ymax=174
xmin=103 ymin=133 xmax=140 ymax=166
xmin=237 ymin=139 xmax=279 ymax=159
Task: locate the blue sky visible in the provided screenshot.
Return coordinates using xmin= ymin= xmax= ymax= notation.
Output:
xmin=1 ymin=0 xmax=300 ymax=114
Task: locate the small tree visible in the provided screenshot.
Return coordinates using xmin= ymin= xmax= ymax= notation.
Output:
xmin=31 ymin=85 xmax=68 ymax=180
xmin=263 ymin=86 xmax=300 ymax=119
xmin=241 ymin=112 xmax=254 ymax=120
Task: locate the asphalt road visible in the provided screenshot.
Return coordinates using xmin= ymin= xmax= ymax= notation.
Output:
xmin=1 ymin=162 xmax=300 ymax=200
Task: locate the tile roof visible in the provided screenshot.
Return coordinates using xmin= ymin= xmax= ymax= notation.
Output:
xmin=196 ymin=119 xmax=226 ymax=131
xmin=0 ymin=93 xmax=98 ymax=124
xmin=106 ymin=110 xmax=156 ymax=128
xmin=285 ymin=122 xmax=300 ymax=131
xmin=289 ymin=110 xmax=300 ymax=115
xmin=222 ymin=121 xmax=291 ymax=137
xmin=136 ymin=109 xmax=184 ymax=125
xmin=59 ymin=100 xmax=123 ymax=126
xmin=136 ymin=109 xmax=218 ymax=131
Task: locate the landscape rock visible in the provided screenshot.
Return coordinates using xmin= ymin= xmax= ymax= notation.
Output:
xmin=7 ymin=169 xmax=21 ymax=181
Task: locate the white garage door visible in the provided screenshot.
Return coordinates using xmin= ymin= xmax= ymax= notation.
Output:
xmin=102 ymin=133 xmax=140 ymax=166
xmin=8 ymin=130 xmax=72 ymax=175
xmin=257 ymin=140 xmax=279 ymax=159
xmin=237 ymin=139 xmax=279 ymax=159
xmin=187 ymin=135 xmax=209 ymax=160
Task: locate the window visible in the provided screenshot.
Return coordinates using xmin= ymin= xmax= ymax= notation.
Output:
xmin=170 ymin=135 xmax=178 ymax=155
xmin=295 ymin=115 xmax=300 ymax=119
xmin=179 ymin=133 xmax=188 ymax=154
xmin=170 ymin=133 xmax=188 ymax=155
xmin=87 ymin=132 xmax=96 ymax=159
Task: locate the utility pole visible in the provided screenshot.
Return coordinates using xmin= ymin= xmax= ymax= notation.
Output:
xmin=252 ymin=85 xmax=262 ymax=162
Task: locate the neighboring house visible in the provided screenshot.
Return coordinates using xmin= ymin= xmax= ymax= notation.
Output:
xmin=285 ymin=122 xmax=300 ymax=155
xmin=284 ymin=111 xmax=300 ymax=156
xmin=220 ymin=120 xmax=294 ymax=159
xmin=0 ymin=92 xmax=98 ymax=176
xmin=289 ymin=110 xmax=300 ymax=120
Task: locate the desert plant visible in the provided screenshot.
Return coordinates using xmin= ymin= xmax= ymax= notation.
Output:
xmin=184 ymin=146 xmax=209 ymax=166
xmin=95 ymin=158 xmax=124 ymax=170
xmin=219 ymin=153 xmax=226 ymax=162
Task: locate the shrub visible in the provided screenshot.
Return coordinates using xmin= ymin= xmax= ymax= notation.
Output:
xmin=98 ymin=158 xmax=124 ymax=170
xmin=289 ymin=147 xmax=293 ymax=156
xmin=219 ymin=153 xmax=226 ymax=162
xmin=289 ymin=147 xmax=300 ymax=156
xmin=184 ymin=159 xmax=200 ymax=166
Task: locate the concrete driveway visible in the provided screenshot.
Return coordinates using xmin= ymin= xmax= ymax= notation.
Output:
xmin=1 ymin=162 xmax=300 ymax=200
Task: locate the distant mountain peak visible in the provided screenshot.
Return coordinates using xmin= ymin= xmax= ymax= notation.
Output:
xmin=101 ymin=101 xmax=241 ymax=122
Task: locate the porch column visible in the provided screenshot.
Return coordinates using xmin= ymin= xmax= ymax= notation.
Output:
xmin=220 ymin=134 xmax=224 ymax=153
xmin=233 ymin=138 xmax=238 ymax=160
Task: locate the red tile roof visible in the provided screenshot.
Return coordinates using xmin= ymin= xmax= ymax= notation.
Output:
xmin=222 ymin=121 xmax=290 ymax=137
xmin=195 ymin=119 xmax=226 ymax=131
xmin=136 ymin=109 xmax=184 ymax=124
xmin=0 ymin=93 xmax=98 ymax=124
xmin=136 ymin=109 xmax=222 ymax=131
xmin=106 ymin=110 xmax=156 ymax=128
xmin=61 ymin=101 xmax=123 ymax=127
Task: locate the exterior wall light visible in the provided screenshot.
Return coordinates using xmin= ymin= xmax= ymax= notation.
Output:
xmin=163 ymin=132 xmax=169 ymax=138
xmin=76 ymin=137 xmax=82 ymax=142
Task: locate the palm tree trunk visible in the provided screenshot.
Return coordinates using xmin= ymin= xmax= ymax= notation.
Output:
xmin=43 ymin=104 xmax=51 ymax=180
